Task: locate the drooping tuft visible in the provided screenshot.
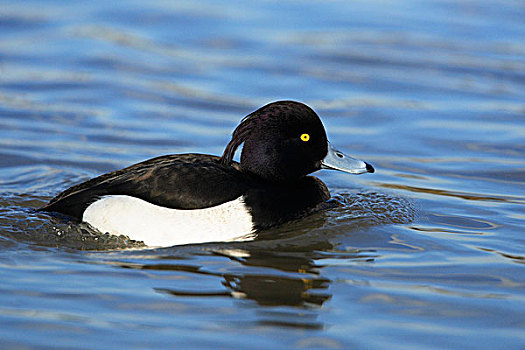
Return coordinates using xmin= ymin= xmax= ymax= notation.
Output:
xmin=220 ymin=112 xmax=258 ymax=166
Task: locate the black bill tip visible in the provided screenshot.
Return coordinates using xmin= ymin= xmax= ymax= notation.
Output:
xmin=365 ymin=162 xmax=375 ymax=173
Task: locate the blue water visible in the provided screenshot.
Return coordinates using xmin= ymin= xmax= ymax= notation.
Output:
xmin=1 ymin=1 xmax=524 ymax=349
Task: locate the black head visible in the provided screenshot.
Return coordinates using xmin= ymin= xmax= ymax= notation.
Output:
xmin=221 ymin=101 xmax=374 ymax=183
xmin=220 ymin=101 xmax=326 ymax=182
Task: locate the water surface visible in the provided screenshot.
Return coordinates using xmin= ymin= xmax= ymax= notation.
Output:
xmin=1 ymin=0 xmax=524 ymax=349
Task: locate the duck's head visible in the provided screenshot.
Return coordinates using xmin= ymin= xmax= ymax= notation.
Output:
xmin=221 ymin=101 xmax=374 ymax=182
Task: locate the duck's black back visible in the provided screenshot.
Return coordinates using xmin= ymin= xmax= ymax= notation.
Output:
xmin=40 ymin=154 xmax=250 ymax=219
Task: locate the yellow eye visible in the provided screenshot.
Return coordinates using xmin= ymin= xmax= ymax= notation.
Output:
xmin=300 ymin=133 xmax=310 ymax=142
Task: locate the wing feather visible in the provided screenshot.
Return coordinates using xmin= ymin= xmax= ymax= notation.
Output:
xmin=40 ymin=154 xmax=249 ymax=219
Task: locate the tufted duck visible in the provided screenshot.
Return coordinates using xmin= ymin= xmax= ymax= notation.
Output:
xmin=39 ymin=101 xmax=374 ymax=247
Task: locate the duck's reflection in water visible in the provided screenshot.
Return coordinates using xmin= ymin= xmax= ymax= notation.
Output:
xmin=219 ymin=250 xmax=332 ymax=308
xmin=155 ymin=248 xmax=332 ymax=308
xmin=151 ymin=247 xmax=334 ymax=329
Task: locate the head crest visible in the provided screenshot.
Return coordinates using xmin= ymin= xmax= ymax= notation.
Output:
xmin=220 ymin=112 xmax=258 ymax=166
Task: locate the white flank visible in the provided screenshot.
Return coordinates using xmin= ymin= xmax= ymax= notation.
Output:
xmin=82 ymin=195 xmax=255 ymax=247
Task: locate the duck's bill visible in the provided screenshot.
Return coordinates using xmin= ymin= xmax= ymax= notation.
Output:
xmin=321 ymin=142 xmax=375 ymax=175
